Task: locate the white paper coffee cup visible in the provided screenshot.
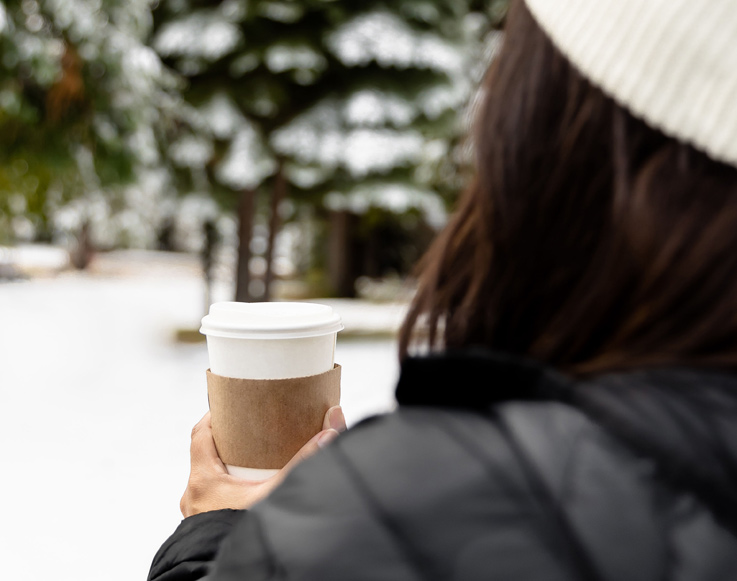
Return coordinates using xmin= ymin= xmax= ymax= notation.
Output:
xmin=200 ymin=301 xmax=343 ymax=479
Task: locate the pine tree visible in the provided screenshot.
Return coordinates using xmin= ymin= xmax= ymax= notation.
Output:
xmin=151 ymin=0 xmax=490 ymax=299
xmin=289 ymin=2 xmax=493 ymax=295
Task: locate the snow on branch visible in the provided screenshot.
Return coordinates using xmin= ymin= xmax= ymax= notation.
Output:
xmin=271 ymin=99 xmax=426 ymax=178
xmin=153 ymin=11 xmax=242 ymax=61
xmin=198 ymin=92 xmax=246 ymax=139
xmin=325 ymin=183 xmax=447 ymax=229
xmin=264 ymin=42 xmax=328 ymax=75
xmin=215 ymin=125 xmax=277 ymax=190
xmin=327 ymin=11 xmax=465 ymax=73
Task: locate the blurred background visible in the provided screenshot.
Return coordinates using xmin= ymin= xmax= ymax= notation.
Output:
xmin=0 ymin=1 xmax=508 ymax=579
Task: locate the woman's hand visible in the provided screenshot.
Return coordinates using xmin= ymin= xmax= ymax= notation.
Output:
xmin=180 ymin=406 xmax=346 ymax=518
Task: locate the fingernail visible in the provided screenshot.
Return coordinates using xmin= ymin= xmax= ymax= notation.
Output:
xmin=329 ymin=406 xmax=347 ymax=433
xmin=318 ymin=429 xmax=339 ymax=449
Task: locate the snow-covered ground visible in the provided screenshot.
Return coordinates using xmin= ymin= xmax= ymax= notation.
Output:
xmin=0 ymin=252 xmax=401 ymax=581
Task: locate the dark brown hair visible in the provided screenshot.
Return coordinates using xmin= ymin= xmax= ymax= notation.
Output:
xmin=399 ymin=0 xmax=737 ymax=375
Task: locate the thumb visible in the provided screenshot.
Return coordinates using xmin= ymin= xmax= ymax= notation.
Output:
xmin=277 ymin=428 xmax=339 ymax=478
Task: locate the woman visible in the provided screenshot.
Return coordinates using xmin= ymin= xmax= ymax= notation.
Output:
xmin=150 ymin=0 xmax=737 ymax=578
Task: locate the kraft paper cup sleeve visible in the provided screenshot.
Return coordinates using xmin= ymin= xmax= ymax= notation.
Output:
xmin=206 ymin=364 xmax=341 ymax=470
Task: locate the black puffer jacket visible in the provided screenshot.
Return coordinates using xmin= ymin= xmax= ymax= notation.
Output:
xmin=149 ymin=349 xmax=737 ymax=580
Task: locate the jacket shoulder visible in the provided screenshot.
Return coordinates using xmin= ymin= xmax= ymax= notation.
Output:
xmin=218 ymin=403 xmax=617 ymax=580
xmin=338 ymin=403 xmax=677 ymax=580
xmin=213 ymin=400 xmax=737 ymax=580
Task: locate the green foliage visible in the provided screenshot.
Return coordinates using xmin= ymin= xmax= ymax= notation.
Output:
xmin=0 ymin=0 xmax=180 ymax=243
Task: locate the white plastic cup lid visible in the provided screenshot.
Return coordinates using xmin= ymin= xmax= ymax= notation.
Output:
xmin=200 ymin=301 xmax=344 ymax=340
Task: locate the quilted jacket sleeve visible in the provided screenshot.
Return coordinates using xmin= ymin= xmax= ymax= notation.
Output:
xmin=148 ymin=509 xmax=244 ymax=581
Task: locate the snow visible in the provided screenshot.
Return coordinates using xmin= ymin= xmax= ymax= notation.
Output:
xmin=284 ymin=163 xmax=331 ymax=189
xmin=418 ymin=80 xmax=470 ymax=119
xmin=168 ymin=95 xmax=280 ymax=188
xmin=198 ymin=92 xmax=246 ymax=139
xmin=169 ymin=134 xmax=214 ymax=168
xmin=0 ymin=244 xmax=70 ymax=273
xmin=346 ymin=129 xmax=426 ymax=176
xmin=0 ymin=3 xmax=9 ymax=34
xmin=264 ymin=42 xmax=327 ymax=74
xmin=324 ymin=182 xmax=448 ymax=229
xmin=0 ymin=255 xmax=400 ymax=581
xmin=215 ymin=125 xmax=277 ymax=190
xmin=153 ymin=11 xmax=242 ymax=61
xmin=272 ymin=100 xmax=427 ymax=177
xmin=345 ymin=90 xmax=416 ymax=127
xmin=327 ymin=10 xmax=465 ymax=73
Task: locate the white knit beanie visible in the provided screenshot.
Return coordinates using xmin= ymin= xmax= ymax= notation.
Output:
xmin=524 ymin=0 xmax=737 ymax=169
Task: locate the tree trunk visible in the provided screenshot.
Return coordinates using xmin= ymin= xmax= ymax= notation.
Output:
xmin=201 ymin=219 xmax=219 ymax=315
xmin=235 ymin=189 xmax=256 ymax=302
xmin=70 ymin=219 xmax=94 ymax=270
xmin=263 ymin=163 xmax=288 ymax=302
xmin=328 ymin=210 xmax=359 ymax=298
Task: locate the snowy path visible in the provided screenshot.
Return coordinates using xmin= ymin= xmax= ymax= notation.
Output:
xmin=0 ymin=268 xmax=399 ymax=581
